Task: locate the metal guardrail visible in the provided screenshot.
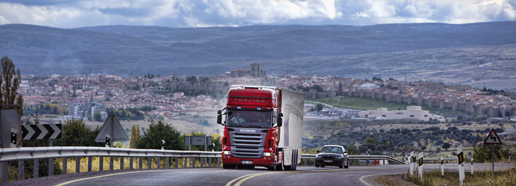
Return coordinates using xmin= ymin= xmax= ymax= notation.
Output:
xmin=0 ymin=147 xmax=221 ymax=183
xmin=0 ymin=148 xmax=407 ymax=183
xmin=300 ymin=154 xmax=405 ymax=165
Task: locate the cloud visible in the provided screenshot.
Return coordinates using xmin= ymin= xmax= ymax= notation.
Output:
xmin=0 ymin=0 xmax=515 ymax=28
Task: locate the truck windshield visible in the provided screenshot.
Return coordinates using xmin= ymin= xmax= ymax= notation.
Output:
xmin=227 ymin=110 xmax=272 ymax=128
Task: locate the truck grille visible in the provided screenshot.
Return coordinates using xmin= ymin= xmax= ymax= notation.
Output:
xmin=228 ymin=128 xmax=266 ymax=158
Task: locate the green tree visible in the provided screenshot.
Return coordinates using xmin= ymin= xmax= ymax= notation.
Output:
xmin=442 ymin=143 xmax=451 ymax=151
xmin=94 ymin=110 xmax=102 ymax=122
xmin=1 ymin=56 xmax=24 ymax=147
xmin=421 ymin=145 xmax=427 ymax=152
xmin=316 ymin=104 xmax=323 ymax=112
xmin=1 ymin=56 xmax=23 ymax=106
xmin=136 ymin=121 xmax=184 ymax=150
xmin=129 ymin=125 xmax=141 ymax=148
xmin=54 ymin=119 xmax=103 ymax=146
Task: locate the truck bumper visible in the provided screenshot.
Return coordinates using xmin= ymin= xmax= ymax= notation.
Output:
xmin=222 ymin=155 xmax=275 ymax=167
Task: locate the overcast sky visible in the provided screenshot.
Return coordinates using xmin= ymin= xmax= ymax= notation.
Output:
xmin=0 ymin=0 xmax=515 ymax=28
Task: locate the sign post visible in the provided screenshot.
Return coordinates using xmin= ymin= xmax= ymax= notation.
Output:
xmin=457 ymin=144 xmax=464 ymax=186
xmin=509 ymin=151 xmax=512 ymax=163
xmin=440 ymin=157 xmax=444 ymax=176
xmin=470 ymin=158 xmax=474 ymax=175
xmin=418 ymin=152 xmax=423 ymax=182
xmin=409 ymin=152 xmax=414 ymax=176
xmin=483 ymin=128 xmax=502 ymax=177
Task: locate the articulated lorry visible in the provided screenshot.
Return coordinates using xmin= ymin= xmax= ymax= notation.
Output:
xmin=217 ymin=85 xmax=304 ymax=170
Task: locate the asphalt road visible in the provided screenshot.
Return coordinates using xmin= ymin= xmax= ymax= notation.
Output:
xmin=5 ymin=163 xmax=514 ymax=186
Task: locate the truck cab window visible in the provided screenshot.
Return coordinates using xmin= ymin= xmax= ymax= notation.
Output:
xmin=227 ymin=110 xmax=272 ymax=128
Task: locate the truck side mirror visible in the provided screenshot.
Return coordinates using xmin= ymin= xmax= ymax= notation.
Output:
xmin=277 ymin=115 xmax=283 ymax=127
xmin=217 ymin=110 xmax=222 ymax=125
xmin=317 ymin=150 xmax=320 ymax=153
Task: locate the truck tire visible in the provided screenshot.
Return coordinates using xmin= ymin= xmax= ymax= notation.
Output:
xmin=292 ymin=150 xmax=297 ymax=170
xmin=315 ymin=163 xmax=319 ymax=167
xmin=276 ymin=164 xmax=283 ymax=171
xmin=268 ymin=166 xmax=275 ymax=171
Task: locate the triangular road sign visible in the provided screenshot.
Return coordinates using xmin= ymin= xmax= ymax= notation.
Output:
xmin=95 ymin=111 xmax=129 ymax=142
xmin=483 ymin=128 xmax=502 ymax=145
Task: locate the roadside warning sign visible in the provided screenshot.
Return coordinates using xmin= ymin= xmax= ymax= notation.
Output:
xmin=483 ymin=128 xmax=502 ymax=145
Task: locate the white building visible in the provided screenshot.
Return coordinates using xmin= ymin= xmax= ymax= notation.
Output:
xmin=358 ymin=106 xmax=445 ymax=122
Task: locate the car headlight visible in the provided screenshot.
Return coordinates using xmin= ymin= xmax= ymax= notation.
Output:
xmin=223 ymin=151 xmax=231 ymax=155
xmin=263 ymin=152 xmax=271 ymax=157
xmin=315 ymin=155 xmax=321 ymax=158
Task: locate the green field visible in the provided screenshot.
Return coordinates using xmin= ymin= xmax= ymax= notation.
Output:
xmin=311 ymin=97 xmax=465 ymax=115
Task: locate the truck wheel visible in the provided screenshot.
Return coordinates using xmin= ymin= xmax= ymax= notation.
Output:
xmin=292 ymin=150 xmax=297 ymax=171
xmin=276 ymin=164 xmax=283 ymax=171
xmin=321 ymin=165 xmax=325 ymax=168
xmin=268 ymin=166 xmax=275 ymax=171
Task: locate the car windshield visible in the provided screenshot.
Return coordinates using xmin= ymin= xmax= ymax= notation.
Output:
xmin=226 ymin=110 xmax=272 ymax=128
xmin=320 ymin=147 xmax=343 ymax=154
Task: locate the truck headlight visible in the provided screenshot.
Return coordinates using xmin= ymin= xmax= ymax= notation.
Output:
xmin=223 ymin=151 xmax=231 ymax=155
xmin=263 ymin=152 xmax=271 ymax=156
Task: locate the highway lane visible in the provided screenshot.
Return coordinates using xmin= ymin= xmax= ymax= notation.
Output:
xmin=6 ymin=163 xmax=514 ymax=186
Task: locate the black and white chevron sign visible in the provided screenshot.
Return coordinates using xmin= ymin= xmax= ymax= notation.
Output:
xmin=22 ymin=124 xmax=62 ymax=140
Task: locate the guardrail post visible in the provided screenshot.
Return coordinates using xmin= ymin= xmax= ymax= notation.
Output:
xmin=175 ymin=157 xmax=178 ymax=168
xmin=110 ymin=157 xmax=114 ymax=170
xmin=209 ymin=158 xmax=212 ymax=167
xmin=88 ymin=157 xmax=92 ymax=172
xmin=18 ymin=160 xmax=24 ymax=181
xmin=34 ymin=159 xmax=39 ymax=178
xmin=121 ymin=157 xmax=125 ymax=170
xmin=63 ymin=158 xmax=68 ymax=174
xmin=49 ymin=158 xmax=54 ymax=176
xmin=217 ymin=158 xmax=220 ymax=167
xmin=304 ymin=158 xmax=307 ymax=166
xmin=148 ymin=157 xmax=152 ymax=169
xmin=157 ymin=157 xmax=161 ymax=169
xmin=76 ymin=157 xmax=80 ymax=173
xmin=139 ymin=157 xmax=142 ymax=170
xmin=166 ymin=157 xmax=170 ymax=169
xmin=99 ymin=156 xmax=104 ymax=171
xmin=183 ymin=158 xmax=187 ymax=168
xmin=1 ymin=161 xmax=8 ymax=183
xmin=130 ymin=157 xmax=133 ymax=170
xmin=201 ymin=157 xmax=204 ymax=168
xmin=191 ymin=157 xmax=194 ymax=168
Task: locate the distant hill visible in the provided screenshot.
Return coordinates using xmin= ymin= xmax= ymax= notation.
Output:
xmin=1 ymin=22 xmax=516 ymax=78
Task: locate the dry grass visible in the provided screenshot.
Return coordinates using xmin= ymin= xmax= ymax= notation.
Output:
xmin=5 ymin=157 xmax=220 ymax=182
xmin=374 ymin=174 xmax=418 ymax=186
xmin=405 ymin=167 xmax=516 ymax=186
xmin=56 ymin=157 xmax=219 ymax=173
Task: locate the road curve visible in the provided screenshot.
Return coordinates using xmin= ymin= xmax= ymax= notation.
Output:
xmin=5 ymin=163 xmax=513 ymax=186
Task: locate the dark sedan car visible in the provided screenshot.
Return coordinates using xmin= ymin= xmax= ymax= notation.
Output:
xmin=315 ymin=145 xmax=349 ymax=168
